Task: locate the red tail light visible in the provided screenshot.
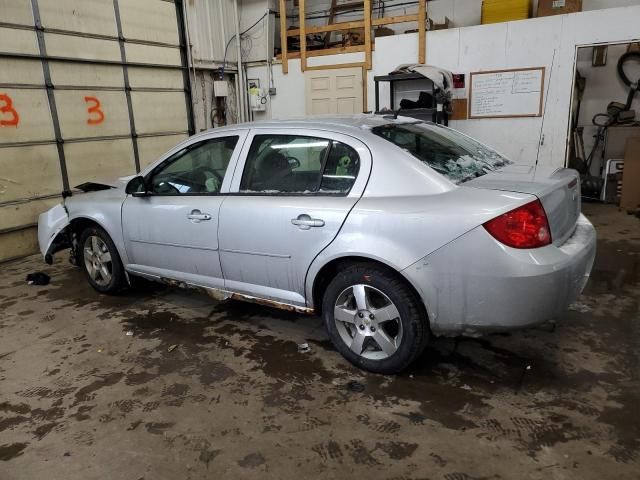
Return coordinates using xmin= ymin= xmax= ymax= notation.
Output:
xmin=483 ymin=199 xmax=552 ymax=249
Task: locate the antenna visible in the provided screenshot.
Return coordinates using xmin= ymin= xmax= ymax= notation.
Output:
xmin=535 ymin=48 xmax=556 ymax=167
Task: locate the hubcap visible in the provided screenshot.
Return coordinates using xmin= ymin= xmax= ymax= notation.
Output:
xmin=83 ymin=235 xmax=112 ymax=287
xmin=333 ymin=284 xmax=403 ymax=360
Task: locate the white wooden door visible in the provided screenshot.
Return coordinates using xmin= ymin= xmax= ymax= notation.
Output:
xmin=305 ymin=67 xmax=363 ymax=116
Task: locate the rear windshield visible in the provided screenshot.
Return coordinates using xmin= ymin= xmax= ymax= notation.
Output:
xmin=371 ymin=122 xmax=511 ymax=184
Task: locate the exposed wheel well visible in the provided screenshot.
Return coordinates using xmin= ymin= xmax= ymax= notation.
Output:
xmin=68 ymin=218 xmax=107 ymax=258
xmin=311 ymin=256 xmax=426 ymax=319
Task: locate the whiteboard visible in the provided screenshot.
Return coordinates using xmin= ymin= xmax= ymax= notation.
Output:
xmin=468 ymin=67 xmax=545 ymax=119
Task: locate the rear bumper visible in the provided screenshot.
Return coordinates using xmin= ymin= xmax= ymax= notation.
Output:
xmin=403 ymin=214 xmax=597 ymax=336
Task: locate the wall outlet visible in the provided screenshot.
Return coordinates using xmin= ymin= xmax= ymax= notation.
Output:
xmin=269 ymin=87 xmax=277 ymax=96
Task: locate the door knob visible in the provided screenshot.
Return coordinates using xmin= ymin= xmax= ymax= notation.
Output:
xmin=291 ymin=214 xmax=325 ymax=230
xmin=187 ymin=209 xmax=211 ymax=223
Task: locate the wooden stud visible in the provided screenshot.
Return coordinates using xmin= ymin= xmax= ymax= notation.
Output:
xmin=276 ymin=44 xmax=372 ymax=60
xmin=287 ymin=20 xmax=365 ymax=36
xmin=279 ymin=0 xmax=288 ymax=73
xmin=418 ymin=0 xmax=426 ymax=64
xmin=372 ymin=14 xmax=418 ymax=26
xmin=364 ymin=0 xmax=372 ymax=70
xmin=300 ymin=0 xmax=306 ymax=72
xmin=304 ymin=62 xmax=365 ymax=71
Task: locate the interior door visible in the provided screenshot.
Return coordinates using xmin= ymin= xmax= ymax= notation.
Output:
xmin=122 ymin=131 xmax=247 ymax=288
xmin=218 ymin=128 xmax=371 ymax=307
xmin=305 ymin=67 xmax=364 ymax=115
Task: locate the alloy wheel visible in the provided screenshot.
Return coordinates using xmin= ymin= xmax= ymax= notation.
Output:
xmin=333 ymin=284 xmax=403 ymax=360
xmin=83 ymin=235 xmax=113 ymax=287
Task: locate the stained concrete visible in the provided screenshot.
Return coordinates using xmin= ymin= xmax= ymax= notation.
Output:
xmin=0 ymin=203 xmax=638 ymax=479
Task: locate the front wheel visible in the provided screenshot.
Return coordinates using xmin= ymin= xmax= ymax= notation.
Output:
xmin=322 ymin=263 xmax=429 ymax=374
xmin=79 ymin=226 xmax=126 ymax=294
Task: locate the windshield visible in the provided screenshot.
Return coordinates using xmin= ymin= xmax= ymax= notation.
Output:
xmin=371 ymin=122 xmax=511 ymax=184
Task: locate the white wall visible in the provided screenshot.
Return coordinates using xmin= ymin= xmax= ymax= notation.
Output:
xmin=247 ymin=4 xmax=640 ymax=168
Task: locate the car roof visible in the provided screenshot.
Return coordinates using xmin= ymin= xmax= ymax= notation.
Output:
xmin=202 ymin=114 xmax=421 ymax=136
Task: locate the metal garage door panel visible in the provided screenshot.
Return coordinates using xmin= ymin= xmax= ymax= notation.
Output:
xmin=128 ymin=67 xmax=184 ymax=89
xmin=119 ymin=0 xmax=179 ymax=45
xmin=0 ymin=89 xmax=54 ymax=144
xmin=0 ymin=144 xmax=61 ymax=201
xmin=49 ymin=62 xmax=124 ymax=88
xmin=45 ymin=33 xmax=120 ymax=62
xmin=0 ymin=228 xmax=39 ymax=262
xmin=131 ymin=91 xmax=187 ymax=134
xmin=137 ymin=134 xmax=187 ymax=168
xmin=65 ymin=139 xmax=135 ymax=187
xmin=0 ymin=0 xmax=33 ymax=26
xmin=55 ymin=90 xmax=129 ymax=139
xmin=0 ymin=197 xmax=60 ymax=231
xmin=38 ymin=0 xmax=117 ymax=37
xmin=0 ymin=59 xmax=44 ymax=85
xmin=0 ymin=27 xmax=39 ymax=55
xmin=125 ymin=44 xmax=181 ymax=66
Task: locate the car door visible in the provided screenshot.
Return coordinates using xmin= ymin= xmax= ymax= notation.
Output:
xmin=218 ymin=128 xmax=371 ymax=307
xmin=122 ymin=130 xmax=248 ymax=288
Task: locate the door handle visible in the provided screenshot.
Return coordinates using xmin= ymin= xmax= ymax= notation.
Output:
xmin=291 ymin=214 xmax=325 ymax=230
xmin=187 ymin=209 xmax=212 ymax=223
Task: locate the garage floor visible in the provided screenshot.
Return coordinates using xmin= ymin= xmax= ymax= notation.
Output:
xmin=0 ymin=203 xmax=638 ymax=479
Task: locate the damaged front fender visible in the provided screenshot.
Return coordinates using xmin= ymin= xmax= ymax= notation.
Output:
xmin=37 ymin=204 xmax=71 ymax=264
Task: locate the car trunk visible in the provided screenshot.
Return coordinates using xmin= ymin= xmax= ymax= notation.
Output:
xmin=465 ymin=164 xmax=581 ymax=246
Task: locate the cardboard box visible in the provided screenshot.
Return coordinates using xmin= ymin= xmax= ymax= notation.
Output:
xmin=621 ymin=138 xmax=640 ymax=212
xmin=537 ymin=0 xmax=582 ymax=17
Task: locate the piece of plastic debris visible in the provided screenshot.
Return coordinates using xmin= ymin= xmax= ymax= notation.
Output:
xmin=461 ymin=384 xmax=472 ymax=391
xmin=409 ymin=374 xmax=414 ymax=379
xmin=568 ymin=302 xmax=591 ymax=313
xmin=125 ymin=331 xmax=134 ymax=336
xmin=26 ymin=272 xmax=50 ymax=286
xmin=97 ymin=348 xmax=103 ymax=353
xmin=167 ymin=344 xmax=178 ymax=352
xmin=297 ymin=342 xmax=311 ymax=353
xmin=346 ymin=380 xmax=365 ymax=393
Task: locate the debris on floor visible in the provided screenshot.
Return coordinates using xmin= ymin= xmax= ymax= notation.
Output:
xmin=167 ymin=344 xmax=178 ymax=352
xmin=297 ymin=342 xmax=311 ymax=353
xmin=346 ymin=380 xmax=365 ymax=392
xmin=26 ymin=272 xmax=50 ymax=286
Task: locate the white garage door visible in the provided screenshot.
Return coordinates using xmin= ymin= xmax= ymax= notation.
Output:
xmin=0 ymin=0 xmax=193 ymax=261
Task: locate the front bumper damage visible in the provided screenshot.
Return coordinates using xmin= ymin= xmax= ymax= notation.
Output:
xmin=37 ymin=203 xmax=71 ymax=264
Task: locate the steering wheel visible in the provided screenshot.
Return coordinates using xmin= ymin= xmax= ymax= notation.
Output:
xmin=286 ymin=156 xmax=301 ymax=169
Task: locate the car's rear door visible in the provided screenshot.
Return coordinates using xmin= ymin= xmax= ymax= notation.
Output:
xmin=218 ymin=128 xmax=371 ymax=307
xmin=121 ymin=130 xmax=248 ymax=288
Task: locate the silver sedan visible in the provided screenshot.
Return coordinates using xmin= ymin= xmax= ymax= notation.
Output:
xmin=38 ymin=115 xmax=596 ymax=373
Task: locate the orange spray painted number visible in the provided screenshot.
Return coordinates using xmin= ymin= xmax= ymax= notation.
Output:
xmin=0 ymin=93 xmax=20 ymax=127
xmin=84 ymin=96 xmax=105 ymax=125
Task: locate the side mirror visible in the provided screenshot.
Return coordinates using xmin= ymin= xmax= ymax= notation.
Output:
xmin=125 ymin=176 xmax=149 ymax=197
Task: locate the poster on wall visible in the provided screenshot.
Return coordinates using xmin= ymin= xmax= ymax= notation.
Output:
xmin=468 ymin=67 xmax=545 ymax=119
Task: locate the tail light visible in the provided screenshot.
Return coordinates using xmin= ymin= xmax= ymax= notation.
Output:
xmin=483 ymin=199 xmax=552 ymax=249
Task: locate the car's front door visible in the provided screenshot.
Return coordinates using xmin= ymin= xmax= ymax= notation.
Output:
xmin=218 ymin=128 xmax=371 ymax=307
xmin=122 ymin=130 xmax=248 ymax=288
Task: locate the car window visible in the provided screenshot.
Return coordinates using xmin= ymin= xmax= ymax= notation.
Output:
xmin=371 ymin=122 xmax=511 ymax=184
xmin=240 ymin=134 xmax=360 ymax=194
xmin=149 ymin=136 xmax=238 ymax=195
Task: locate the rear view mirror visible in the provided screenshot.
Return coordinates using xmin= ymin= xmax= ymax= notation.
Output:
xmin=125 ymin=176 xmax=148 ymax=197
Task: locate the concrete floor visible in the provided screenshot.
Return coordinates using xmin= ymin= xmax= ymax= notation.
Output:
xmin=0 ymin=203 xmax=638 ymax=479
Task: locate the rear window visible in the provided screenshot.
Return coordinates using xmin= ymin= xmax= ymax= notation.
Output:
xmin=371 ymin=122 xmax=511 ymax=184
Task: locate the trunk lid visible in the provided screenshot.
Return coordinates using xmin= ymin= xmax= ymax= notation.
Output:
xmin=465 ymin=164 xmax=581 ymax=246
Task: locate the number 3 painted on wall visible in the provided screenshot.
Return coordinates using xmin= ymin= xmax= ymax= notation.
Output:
xmin=0 ymin=93 xmax=20 ymax=127
xmin=84 ymin=96 xmax=105 ymax=125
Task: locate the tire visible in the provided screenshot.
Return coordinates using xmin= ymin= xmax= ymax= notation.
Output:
xmin=322 ymin=263 xmax=429 ymax=374
xmin=79 ymin=225 xmax=126 ymax=294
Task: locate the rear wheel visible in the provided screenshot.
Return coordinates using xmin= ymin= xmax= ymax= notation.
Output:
xmin=79 ymin=226 xmax=126 ymax=294
xmin=322 ymin=263 xmax=429 ymax=374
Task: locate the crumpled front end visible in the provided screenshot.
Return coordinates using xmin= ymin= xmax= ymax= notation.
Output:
xmin=37 ymin=203 xmax=71 ymax=264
